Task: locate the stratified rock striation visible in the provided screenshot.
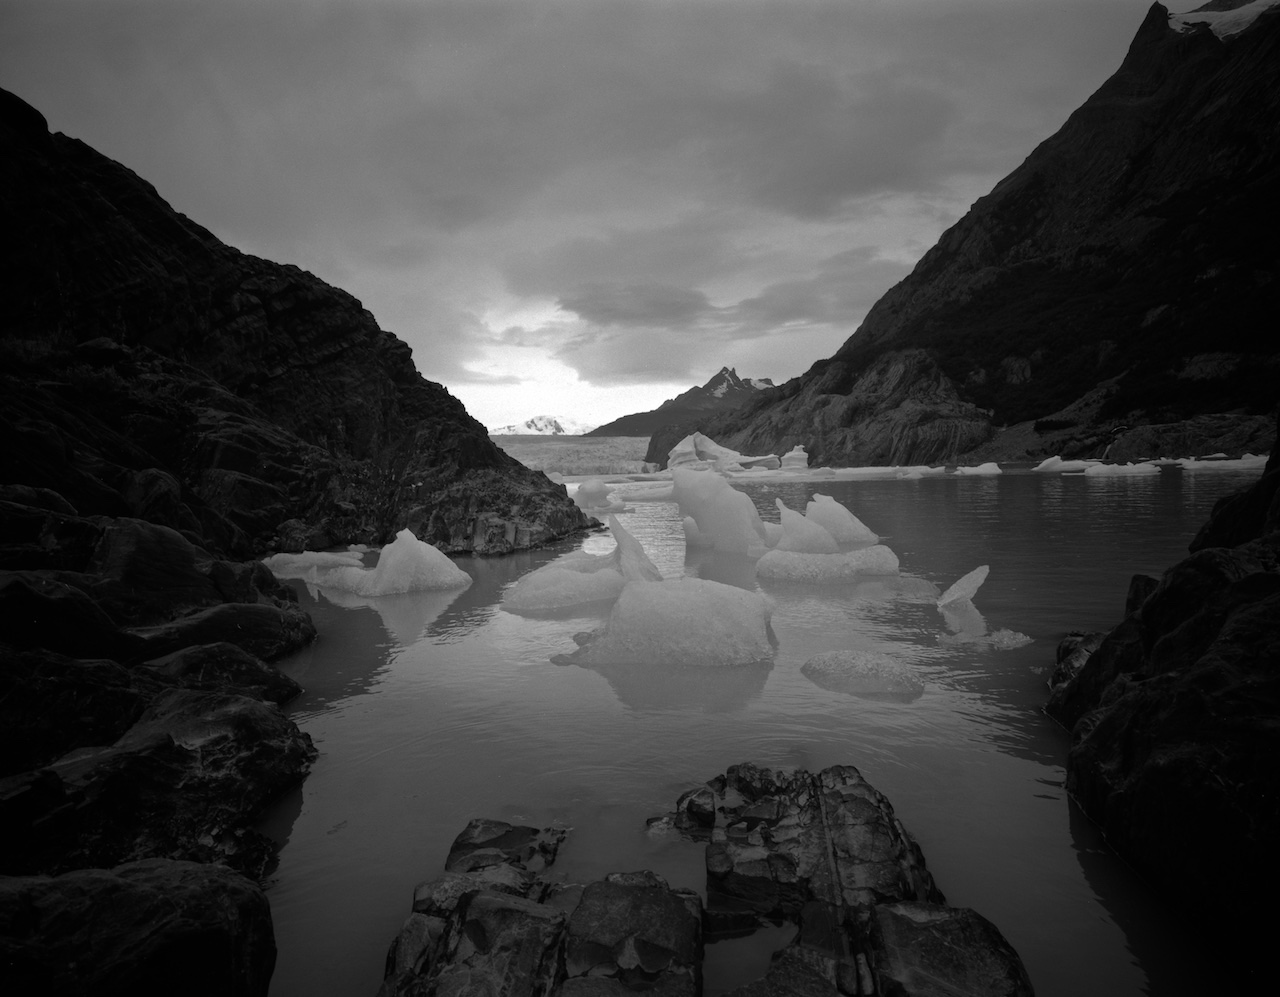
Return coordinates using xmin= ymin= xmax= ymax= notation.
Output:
xmin=0 ymin=87 xmax=588 ymax=556
xmin=381 ymin=766 xmax=1033 ymax=996
xmin=675 ymin=4 xmax=1279 ymax=467
xmin=1046 ymin=424 xmax=1280 ymax=981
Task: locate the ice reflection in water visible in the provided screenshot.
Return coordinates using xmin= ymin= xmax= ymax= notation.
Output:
xmin=263 ymin=467 xmax=1256 ymax=997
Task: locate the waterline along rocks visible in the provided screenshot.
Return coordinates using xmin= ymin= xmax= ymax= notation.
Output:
xmin=379 ymin=763 xmax=1033 ymax=996
xmin=0 ymin=86 xmax=589 ymax=557
xmin=1046 ymin=418 xmax=1280 ymax=984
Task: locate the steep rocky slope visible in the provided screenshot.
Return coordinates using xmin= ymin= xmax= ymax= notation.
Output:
xmin=688 ymin=2 xmax=1278 ymax=467
xmin=0 ymin=87 xmax=588 ymax=556
xmin=590 ymin=366 xmax=772 ymax=438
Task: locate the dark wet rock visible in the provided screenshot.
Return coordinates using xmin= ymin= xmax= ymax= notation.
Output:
xmin=0 ymin=858 xmax=275 ymax=997
xmin=143 ymin=641 xmax=302 ymax=706
xmin=129 ymin=600 xmax=316 ymax=662
xmin=1047 ymin=630 xmax=1106 ymax=696
xmin=1048 ymin=444 xmax=1280 ymax=976
xmin=2 ymin=688 xmax=315 ymax=878
xmin=0 ymin=572 xmax=148 ymax=662
xmin=705 ymin=763 xmax=942 ymax=920
xmin=381 ymin=823 xmax=701 ymax=997
xmin=383 ymin=766 xmax=1031 ymax=997
xmin=866 ymin=903 xmax=1034 ymax=997
xmin=0 ymin=645 xmax=162 ymax=777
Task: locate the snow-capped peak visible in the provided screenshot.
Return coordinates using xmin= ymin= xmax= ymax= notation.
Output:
xmin=1170 ymin=0 xmax=1280 ymax=40
xmin=489 ymin=414 xmax=597 ymax=436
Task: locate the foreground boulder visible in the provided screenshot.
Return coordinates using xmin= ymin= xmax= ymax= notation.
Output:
xmin=1046 ymin=437 xmax=1280 ymax=978
xmin=381 ymin=765 xmax=1032 ymax=997
xmin=0 ymin=859 xmax=275 ymax=997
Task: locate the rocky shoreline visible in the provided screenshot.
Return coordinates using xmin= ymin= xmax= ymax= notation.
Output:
xmin=1045 ymin=420 xmax=1279 ymax=985
xmin=378 ymin=764 xmax=1033 ymax=997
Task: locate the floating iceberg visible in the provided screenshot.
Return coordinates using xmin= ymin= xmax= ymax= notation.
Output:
xmin=780 ymin=445 xmax=809 ymax=469
xmin=667 ymin=432 xmax=780 ymax=472
xmin=774 ymin=498 xmax=838 ymax=553
xmin=937 ymin=565 xmax=989 ymax=607
xmin=756 ymin=545 xmax=900 ymax=583
xmin=263 ymin=528 xmax=472 ymax=595
xmin=573 ymin=477 xmax=626 ymax=513
xmin=1032 ymin=456 xmax=1099 ymax=473
xmin=503 ymin=517 xmax=662 ymax=615
xmin=953 ymin=462 xmax=1002 ymax=475
xmin=804 ymin=493 xmax=878 ymax=544
xmin=555 ymin=577 xmax=775 ymax=668
xmin=672 ymin=467 xmax=770 ymax=556
xmin=801 ymin=649 xmax=924 ymax=701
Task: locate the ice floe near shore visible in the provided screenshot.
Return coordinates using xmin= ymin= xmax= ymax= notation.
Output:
xmin=503 ymin=516 xmax=662 ymax=615
xmin=263 ymin=529 xmax=472 ymax=595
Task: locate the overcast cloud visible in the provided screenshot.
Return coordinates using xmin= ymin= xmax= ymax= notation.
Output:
xmin=1 ymin=0 xmax=1158 ymax=428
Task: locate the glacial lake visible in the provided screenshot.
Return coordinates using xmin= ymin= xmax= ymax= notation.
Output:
xmin=261 ymin=446 xmax=1258 ymax=997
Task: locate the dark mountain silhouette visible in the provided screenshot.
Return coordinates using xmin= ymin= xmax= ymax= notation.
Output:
xmin=588 ymin=366 xmax=773 ymax=437
xmin=0 ymin=87 xmax=587 ymax=556
xmin=675 ymin=2 xmax=1278 ymax=467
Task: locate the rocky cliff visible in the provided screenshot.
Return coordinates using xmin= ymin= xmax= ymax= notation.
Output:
xmin=0 ymin=87 xmax=588 ymax=556
xmin=591 ymin=366 xmax=773 ymax=439
xmin=686 ymin=2 xmax=1279 ymax=467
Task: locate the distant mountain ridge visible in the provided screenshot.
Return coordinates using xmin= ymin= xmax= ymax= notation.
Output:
xmin=664 ymin=1 xmax=1278 ymax=467
xmin=587 ymin=366 xmax=773 ymax=437
xmin=489 ymin=415 xmax=597 ymax=436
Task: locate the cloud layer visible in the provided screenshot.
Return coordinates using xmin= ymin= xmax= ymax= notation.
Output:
xmin=1 ymin=0 xmax=1155 ymax=427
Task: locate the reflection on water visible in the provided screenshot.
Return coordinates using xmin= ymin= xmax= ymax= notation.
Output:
xmin=263 ymin=467 xmax=1259 ymax=997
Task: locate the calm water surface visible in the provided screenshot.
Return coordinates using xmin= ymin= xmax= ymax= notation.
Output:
xmin=262 ymin=465 xmax=1254 ymax=997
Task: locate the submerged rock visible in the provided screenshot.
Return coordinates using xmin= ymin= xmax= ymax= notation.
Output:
xmin=801 ymin=649 xmax=925 ymax=701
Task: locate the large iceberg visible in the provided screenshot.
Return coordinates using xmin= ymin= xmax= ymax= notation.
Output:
xmin=779 ymin=445 xmax=809 ymax=469
xmin=572 ymin=478 xmax=626 ymax=514
xmin=774 ymin=498 xmax=838 ymax=553
xmin=672 ymin=467 xmax=770 ymax=556
xmin=804 ymin=493 xmax=878 ymax=545
xmin=503 ymin=516 xmax=662 ymax=615
xmin=263 ymin=528 xmax=472 ymax=595
xmin=667 ymin=432 xmax=780 ymax=472
xmin=756 ymin=545 xmax=900 ymax=583
xmin=555 ymin=577 xmax=775 ymax=668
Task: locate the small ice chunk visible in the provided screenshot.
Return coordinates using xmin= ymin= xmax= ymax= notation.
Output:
xmin=779 ymin=445 xmax=809 ymax=469
xmin=573 ymin=478 xmax=626 ymax=513
xmin=801 ymin=649 xmax=924 ymax=700
xmin=774 ymin=498 xmax=839 ymax=553
xmin=265 ymin=529 xmax=471 ymax=595
xmin=937 ymin=565 xmax=989 ymax=607
xmin=672 ymin=467 xmax=769 ymax=555
xmin=756 ymin=545 xmax=900 ymax=583
xmin=954 ymin=462 xmax=1003 ymax=475
xmin=504 ymin=516 xmax=661 ymax=614
xmin=804 ymin=493 xmax=878 ymax=544
xmin=1082 ymin=461 xmax=1160 ymax=476
xmin=556 ymin=577 xmax=774 ymax=668
xmin=1032 ymin=456 xmax=1098 ymax=473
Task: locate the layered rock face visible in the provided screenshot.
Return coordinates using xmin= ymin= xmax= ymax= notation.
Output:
xmin=682 ymin=3 xmax=1279 ymax=467
xmin=0 ymin=87 xmax=588 ymax=556
xmin=1046 ymin=426 xmax=1280 ymax=979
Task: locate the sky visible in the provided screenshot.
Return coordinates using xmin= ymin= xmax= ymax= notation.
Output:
xmin=1 ymin=0 xmax=1164 ymax=431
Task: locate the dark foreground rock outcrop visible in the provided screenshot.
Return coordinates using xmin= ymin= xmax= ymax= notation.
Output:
xmin=662 ymin=4 xmax=1279 ymax=467
xmin=0 ymin=86 xmax=589 ymax=556
xmin=380 ymin=764 xmax=1032 ymax=997
xmin=0 ymin=859 xmax=276 ymax=997
xmin=1046 ymin=425 xmax=1280 ymax=980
